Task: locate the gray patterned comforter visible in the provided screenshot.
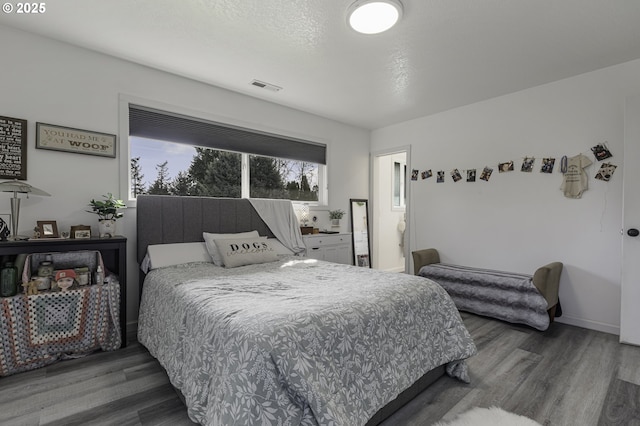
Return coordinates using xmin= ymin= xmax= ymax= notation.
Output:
xmin=138 ymin=258 xmax=476 ymax=426
xmin=418 ymin=263 xmax=550 ymax=331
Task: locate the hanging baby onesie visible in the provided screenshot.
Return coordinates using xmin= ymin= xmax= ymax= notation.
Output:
xmin=560 ymin=154 xmax=592 ymax=198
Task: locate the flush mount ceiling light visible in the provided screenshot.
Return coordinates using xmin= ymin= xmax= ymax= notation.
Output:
xmin=347 ymin=0 xmax=403 ymax=35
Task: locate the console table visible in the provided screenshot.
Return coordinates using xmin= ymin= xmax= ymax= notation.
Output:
xmin=0 ymin=236 xmax=127 ymax=348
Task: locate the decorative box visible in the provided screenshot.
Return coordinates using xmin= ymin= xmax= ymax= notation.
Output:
xmin=22 ymin=251 xmax=105 ymax=291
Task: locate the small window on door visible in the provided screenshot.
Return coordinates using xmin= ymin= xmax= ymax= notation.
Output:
xmin=393 ymin=161 xmax=406 ymax=209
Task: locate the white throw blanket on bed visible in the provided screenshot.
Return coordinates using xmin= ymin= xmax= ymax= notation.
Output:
xmin=248 ymin=198 xmax=306 ymax=254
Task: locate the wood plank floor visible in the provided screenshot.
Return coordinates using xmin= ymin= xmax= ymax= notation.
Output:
xmin=1 ymin=313 xmax=639 ymax=425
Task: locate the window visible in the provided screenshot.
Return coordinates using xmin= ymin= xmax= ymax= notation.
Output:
xmin=249 ymin=155 xmax=319 ymax=200
xmin=393 ymin=161 xmax=406 ymax=208
xmin=128 ymin=105 xmax=326 ymax=203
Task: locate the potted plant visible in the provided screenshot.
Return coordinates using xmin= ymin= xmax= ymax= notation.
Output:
xmin=328 ymin=209 xmax=345 ymax=227
xmin=87 ymin=193 xmax=126 ymax=237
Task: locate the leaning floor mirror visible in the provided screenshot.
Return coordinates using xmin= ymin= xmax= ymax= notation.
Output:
xmin=350 ymin=199 xmax=371 ymax=267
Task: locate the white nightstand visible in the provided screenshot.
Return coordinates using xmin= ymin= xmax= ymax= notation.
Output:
xmin=303 ymin=233 xmax=352 ymax=265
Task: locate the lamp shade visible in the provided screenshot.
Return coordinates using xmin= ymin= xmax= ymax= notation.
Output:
xmin=0 ymin=179 xmax=51 ymax=240
xmin=298 ymin=203 xmax=310 ymax=226
xmin=0 ymin=179 xmax=51 ymax=196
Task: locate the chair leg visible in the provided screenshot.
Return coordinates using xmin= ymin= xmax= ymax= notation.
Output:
xmin=548 ymin=304 xmax=557 ymax=323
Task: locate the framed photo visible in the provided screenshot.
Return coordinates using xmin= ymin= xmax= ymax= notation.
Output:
xmin=591 ymin=143 xmax=613 ymax=161
xmin=0 ymin=115 xmax=27 ymax=179
xmin=0 ymin=213 xmax=11 ymax=241
xmin=499 ymin=161 xmax=514 ymax=173
xmin=70 ymin=225 xmax=92 ymax=239
xmin=466 ymin=169 xmax=476 ymax=182
xmin=37 ymin=221 xmax=59 ymax=238
xmin=36 ymin=122 xmax=116 ymax=158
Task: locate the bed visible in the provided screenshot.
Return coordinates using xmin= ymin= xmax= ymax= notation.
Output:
xmin=136 ymin=195 xmax=477 ymax=426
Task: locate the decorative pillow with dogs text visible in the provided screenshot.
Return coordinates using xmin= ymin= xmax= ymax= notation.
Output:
xmin=203 ymin=230 xmax=260 ymax=266
xmin=213 ymin=237 xmax=279 ymax=268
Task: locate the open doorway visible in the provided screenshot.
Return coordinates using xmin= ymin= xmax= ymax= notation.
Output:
xmin=371 ymin=147 xmax=410 ymax=272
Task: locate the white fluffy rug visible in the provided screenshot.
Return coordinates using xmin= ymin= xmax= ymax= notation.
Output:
xmin=433 ymin=406 xmax=542 ymax=426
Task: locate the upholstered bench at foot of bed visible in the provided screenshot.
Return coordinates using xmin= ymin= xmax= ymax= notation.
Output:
xmin=412 ymin=248 xmax=562 ymax=329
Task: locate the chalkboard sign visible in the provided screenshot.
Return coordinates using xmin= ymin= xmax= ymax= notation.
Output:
xmin=0 ymin=116 xmax=27 ymax=180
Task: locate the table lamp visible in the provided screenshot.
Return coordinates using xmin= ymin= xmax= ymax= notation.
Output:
xmin=295 ymin=203 xmax=314 ymax=235
xmin=0 ymin=179 xmax=51 ymax=240
xmin=299 ymin=203 xmax=310 ymax=227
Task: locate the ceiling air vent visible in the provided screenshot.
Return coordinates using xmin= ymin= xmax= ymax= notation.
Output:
xmin=250 ymin=79 xmax=282 ymax=92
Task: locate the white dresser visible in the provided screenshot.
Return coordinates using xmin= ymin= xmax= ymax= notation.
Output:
xmin=303 ymin=233 xmax=352 ymax=265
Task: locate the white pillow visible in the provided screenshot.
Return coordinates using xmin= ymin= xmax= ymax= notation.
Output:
xmin=203 ymin=230 xmax=259 ymax=266
xmin=214 ymin=237 xmax=279 ymax=268
xmin=145 ymin=242 xmax=211 ymax=271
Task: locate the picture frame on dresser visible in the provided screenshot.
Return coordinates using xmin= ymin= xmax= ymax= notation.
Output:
xmin=37 ymin=220 xmax=59 ymax=238
xmin=70 ymin=224 xmax=92 ymax=239
xmin=0 ymin=214 xmax=11 ymax=241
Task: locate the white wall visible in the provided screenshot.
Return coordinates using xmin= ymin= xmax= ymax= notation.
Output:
xmin=0 ymin=25 xmax=370 ymax=324
xmin=372 ymin=59 xmax=640 ymax=334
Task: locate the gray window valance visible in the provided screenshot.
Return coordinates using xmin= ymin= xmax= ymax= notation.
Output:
xmin=129 ymin=105 xmax=326 ymax=164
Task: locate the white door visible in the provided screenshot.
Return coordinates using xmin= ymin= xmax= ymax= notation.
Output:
xmin=621 ymin=95 xmax=640 ymax=345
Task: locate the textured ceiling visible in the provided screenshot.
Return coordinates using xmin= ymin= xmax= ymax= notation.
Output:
xmin=2 ymin=0 xmax=640 ymax=129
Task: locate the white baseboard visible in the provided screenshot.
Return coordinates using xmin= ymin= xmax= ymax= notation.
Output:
xmin=555 ymin=315 xmax=620 ymax=336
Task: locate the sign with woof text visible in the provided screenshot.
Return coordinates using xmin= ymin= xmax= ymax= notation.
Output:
xmin=36 ymin=123 xmax=116 ymax=158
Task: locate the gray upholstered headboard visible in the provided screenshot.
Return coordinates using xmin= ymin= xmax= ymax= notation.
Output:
xmin=136 ymin=195 xmax=275 ymax=265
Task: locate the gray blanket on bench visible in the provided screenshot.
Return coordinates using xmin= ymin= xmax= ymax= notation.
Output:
xmin=418 ymin=263 xmax=550 ymax=331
